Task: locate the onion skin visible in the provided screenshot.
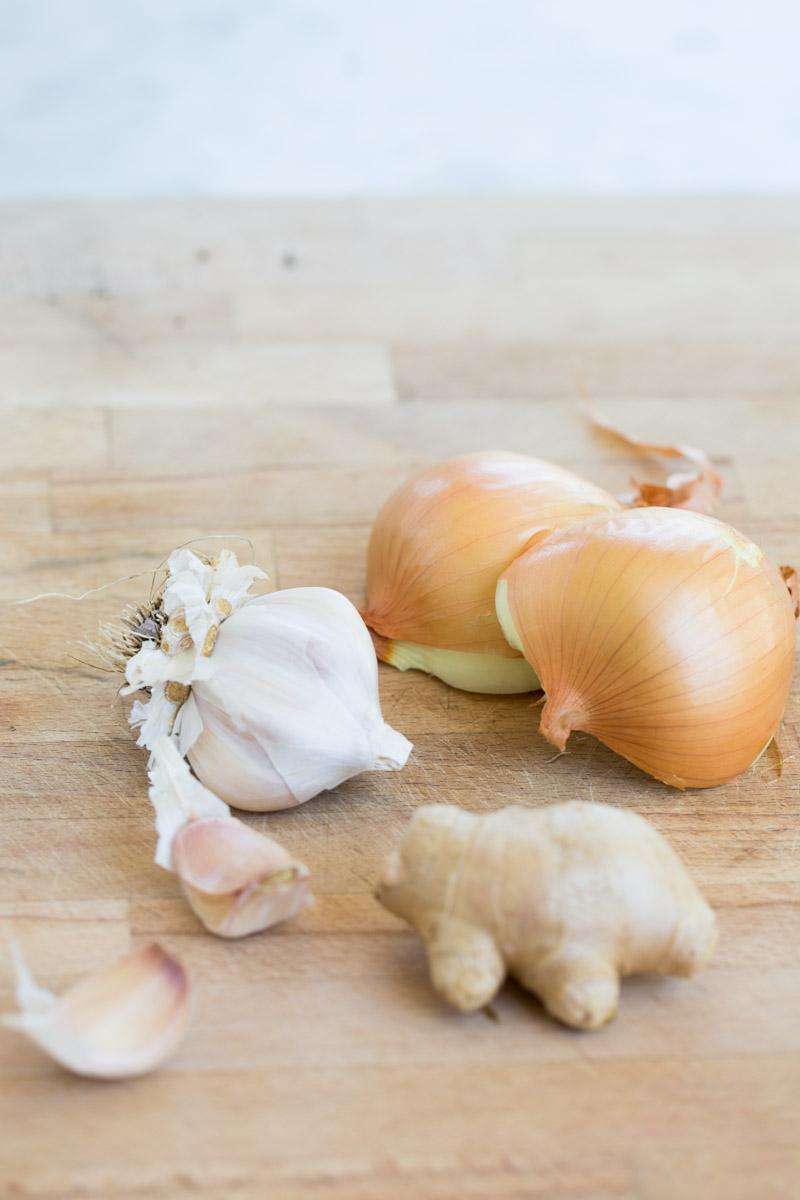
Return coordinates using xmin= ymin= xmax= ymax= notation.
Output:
xmin=363 ymin=452 xmax=622 ymax=669
xmin=496 ymin=508 xmax=797 ymax=789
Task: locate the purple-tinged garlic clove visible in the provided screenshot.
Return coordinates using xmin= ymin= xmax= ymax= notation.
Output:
xmin=172 ymin=816 xmax=310 ymax=938
xmin=2 ymin=943 xmax=189 ymax=1079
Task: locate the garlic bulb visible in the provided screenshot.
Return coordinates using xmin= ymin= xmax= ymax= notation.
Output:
xmin=496 ymin=508 xmax=798 ymax=789
xmin=363 ymin=452 xmax=621 ymax=693
xmin=121 ymin=549 xmax=411 ymax=811
xmin=149 ymin=735 xmax=310 ymax=937
xmin=2 ymin=943 xmax=189 ymax=1079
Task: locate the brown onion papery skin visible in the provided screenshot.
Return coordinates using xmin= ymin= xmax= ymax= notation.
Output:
xmin=364 ymin=452 xmax=622 ymax=657
xmin=499 ymin=508 xmax=797 ymax=789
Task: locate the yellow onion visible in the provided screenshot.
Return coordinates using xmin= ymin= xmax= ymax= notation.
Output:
xmin=495 ymin=508 xmax=797 ymax=789
xmin=363 ymin=452 xmax=622 ymax=693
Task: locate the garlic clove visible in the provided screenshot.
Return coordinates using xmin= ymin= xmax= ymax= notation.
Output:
xmin=2 ymin=944 xmax=189 ymax=1079
xmin=181 ymin=699 xmax=300 ymax=810
xmin=148 ymin=734 xmax=312 ymax=938
xmin=172 ymin=817 xmax=310 ymax=938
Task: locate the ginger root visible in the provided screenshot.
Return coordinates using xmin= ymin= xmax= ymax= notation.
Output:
xmin=375 ymin=802 xmax=717 ymax=1030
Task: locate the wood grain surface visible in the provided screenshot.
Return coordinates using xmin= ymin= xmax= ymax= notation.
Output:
xmin=1 ymin=198 xmax=799 ymax=1200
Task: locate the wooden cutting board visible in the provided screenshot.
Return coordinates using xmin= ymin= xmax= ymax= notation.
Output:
xmin=1 ymin=198 xmax=799 ymax=1200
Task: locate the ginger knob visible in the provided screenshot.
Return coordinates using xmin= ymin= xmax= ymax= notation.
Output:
xmin=376 ymin=802 xmax=717 ymax=1030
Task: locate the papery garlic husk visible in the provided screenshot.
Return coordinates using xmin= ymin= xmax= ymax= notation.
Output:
xmin=121 ymin=549 xmax=411 ymax=811
xmin=362 ymin=452 xmax=622 ymax=693
xmin=149 ymin=734 xmax=310 ymax=937
xmin=2 ymin=943 xmax=189 ymax=1079
xmin=496 ymin=508 xmax=798 ymax=789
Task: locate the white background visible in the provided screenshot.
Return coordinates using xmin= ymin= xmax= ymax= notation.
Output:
xmin=1 ymin=0 xmax=798 ymax=194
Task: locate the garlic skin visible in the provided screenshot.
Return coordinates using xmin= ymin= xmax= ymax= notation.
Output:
xmin=122 ymin=550 xmax=412 ymax=811
xmin=496 ymin=508 xmax=797 ymax=789
xmin=2 ymin=943 xmax=189 ymax=1079
xmin=148 ymin=732 xmax=230 ymax=868
xmin=363 ymin=452 xmax=621 ymax=693
xmin=149 ymin=735 xmax=310 ymax=937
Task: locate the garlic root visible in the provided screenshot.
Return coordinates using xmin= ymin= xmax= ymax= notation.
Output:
xmin=376 ymin=803 xmax=717 ymax=1030
xmin=2 ymin=943 xmax=189 ymax=1078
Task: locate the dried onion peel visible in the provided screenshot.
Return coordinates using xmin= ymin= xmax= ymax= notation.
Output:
xmin=363 ymin=451 xmax=622 ymax=694
xmin=496 ymin=508 xmax=798 ymax=789
xmin=581 ymin=387 xmax=723 ymax=515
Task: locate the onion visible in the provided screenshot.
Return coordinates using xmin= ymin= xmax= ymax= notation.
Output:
xmin=495 ymin=508 xmax=797 ymax=789
xmin=363 ymin=452 xmax=621 ymax=694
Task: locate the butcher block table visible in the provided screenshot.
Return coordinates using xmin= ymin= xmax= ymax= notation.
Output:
xmin=1 ymin=198 xmax=799 ymax=1200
